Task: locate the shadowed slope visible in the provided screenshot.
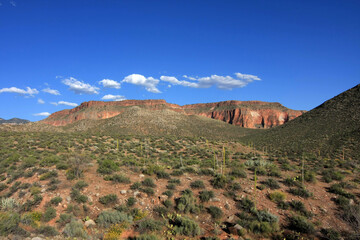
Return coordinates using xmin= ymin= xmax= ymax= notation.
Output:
xmin=241 ymin=84 xmax=360 ymax=159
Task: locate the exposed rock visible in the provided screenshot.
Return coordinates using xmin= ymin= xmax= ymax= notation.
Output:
xmin=226 ymin=215 xmax=236 ymax=224
xmin=42 ymin=100 xmax=304 ymax=129
xmin=84 ymin=219 xmax=96 ymax=228
xmin=139 ymin=174 xmax=145 ymax=178
xmin=210 ymin=197 xmax=221 ymax=202
xmin=120 ymin=190 xmax=127 ymax=195
xmin=31 ymin=237 xmax=44 ymax=240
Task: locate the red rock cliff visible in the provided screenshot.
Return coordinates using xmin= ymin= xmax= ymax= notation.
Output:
xmin=42 ymin=99 xmax=305 ymax=128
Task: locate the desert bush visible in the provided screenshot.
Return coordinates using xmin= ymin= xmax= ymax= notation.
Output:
xmin=63 ymin=219 xmax=88 ymax=238
xmin=190 ymin=180 xmax=205 ymax=189
xmin=40 ymin=155 xmax=60 ymax=167
xmin=131 ymin=182 xmax=142 ymax=190
xmin=0 ymin=183 xmax=8 ymax=192
xmin=50 ymin=196 xmax=62 ymax=205
xmin=171 ymin=169 xmax=184 ymax=176
xmin=328 ymin=183 xmax=355 ymax=199
xmin=136 ymin=218 xmax=163 ymax=233
xmin=211 ymin=174 xmax=228 ymax=189
xmin=97 ymin=210 xmax=133 ymax=228
xmin=104 ymin=223 xmax=127 ymax=240
xmin=262 ymin=178 xmax=280 ymax=189
xmin=127 ymin=197 xmax=137 ymax=207
xmin=288 ymin=187 xmax=313 ymax=198
xmin=42 ymin=207 xmax=56 ymax=222
xmin=39 ymin=170 xmax=58 ymax=181
xmin=162 ymin=190 xmax=174 ymax=198
xmin=56 ymin=213 xmax=73 ymax=227
xmin=153 ymin=206 xmax=169 ymax=217
xmin=207 ymin=206 xmax=223 ymax=219
xmin=74 ymin=180 xmax=88 ymax=190
xmin=322 ymin=169 xmax=344 ymax=183
xmin=236 ymin=196 xmax=255 ymax=212
xmin=171 ymin=215 xmax=202 ymax=237
xmin=97 ymin=159 xmax=119 ymax=175
xmin=166 ymin=183 xmax=176 ymax=190
xmin=268 ymin=191 xmax=286 ymax=203
xmin=130 ymin=234 xmax=161 ymax=240
xmin=142 ymin=178 xmax=156 ymax=188
xmin=99 ymin=194 xmax=118 ymax=205
xmin=199 ymin=190 xmax=214 ymax=202
xmin=289 ymin=200 xmax=312 ymax=217
xmin=229 ymin=168 xmax=247 ymax=178
xmin=36 ymin=225 xmax=58 ymax=236
xmin=284 ymin=177 xmax=302 ymax=187
xmin=163 ymin=199 xmax=173 ymax=208
xmin=141 ymin=187 xmax=155 ymax=196
xmin=1 ymin=197 xmax=19 ymax=211
xmin=70 ymin=188 xmax=88 ymax=203
xmin=0 ymin=212 xmax=20 ymax=236
xmin=105 ymin=174 xmax=131 ymax=184
xmin=156 ymin=171 xmax=170 ymax=179
xmin=321 ymin=228 xmax=341 ymax=240
xmin=286 ymin=215 xmax=315 ymax=234
xmin=176 ymin=189 xmax=199 ymax=214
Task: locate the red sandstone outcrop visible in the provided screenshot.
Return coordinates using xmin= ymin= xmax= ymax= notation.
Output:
xmin=42 ymin=99 xmax=305 ymax=128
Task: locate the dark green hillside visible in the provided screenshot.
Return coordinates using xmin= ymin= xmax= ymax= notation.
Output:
xmin=241 ymin=84 xmax=360 ymax=159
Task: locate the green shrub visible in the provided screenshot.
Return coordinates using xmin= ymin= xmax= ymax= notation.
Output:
xmin=229 ymin=168 xmax=247 ymax=178
xmin=261 ymin=178 xmax=280 ymax=189
xmin=96 ymin=210 xmax=133 ymax=228
xmin=153 ymin=206 xmax=169 ymax=217
xmin=136 ymin=218 xmax=163 ymax=233
xmin=142 ymin=178 xmax=156 ymax=188
xmin=131 ymin=234 xmax=161 ymax=240
xmin=283 ymin=177 xmax=302 ymax=187
xmin=236 ymin=196 xmax=255 ymax=212
xmin=131 ymin=182 xmax=141 ymax=190
xmin=42 ymin=207 xmax=56 ymax=222
xmin=156 ymin=171 xmax=170 ymax=179
xmin=207 ymin=206 xmax=223 ymax=219
xmin=190 ymin=180 xmax=205 ymax=189
xmin=288 ymin=187 xmax=313 ymax=198
xmin=211 ymin=174 xmax=228 ymax=189
xmin=162 ymin=190 xmax=174 ymax=198
xmin=268 ymin=191 xmax=286 ymax=203
xmin=172 ymin=215 xmax=201 ymax=237
xmin=0 ymin=212 xmax=20 ymax=236
xmin=176 ymin=189 xmax=199 ymax=214
xmin=321 ymin=228 xmax=341 ymax=240
xmin=166 ymin=183 xmax=176 ymax=190
xmin=199 ymin=190 xmax=214 ymax=202
xmin=163 ymin=199 xmax=173 ymax=208
xmin=50 ymin=196 xmax=63 ymax=205
xmin=63 ymin=219 xmax=88 ymax=238
xmin=56 ymin=213 xmax=73 ymax=227
xmin=328 ymin=183 xmax=355 ymax=199
xmin=141 ymin=187 xmax=155 ymax=196
xmin=74 ymin=180 xmax=88 ymax=190
xmin=39 ymin=170 xmax=58 ymax=181
xmin=70 ymin=188 xmax=88 ymax=203
xmin=0 ymin=183 xmax=8 ymax=192
xmin=99 ymin=194 xmax=118 ymax=205
xmin=168 ymin=178 xmax=181 ymax=185
xmin=127 ymin=197 xmax=137 ymax=207
xmin=36 ymin=225 xmax=58 ymax=236
xmin=97 ymin=159 xmax=119 ymax=174
xmin=322 ymin=169 xmax=344 ymax=183
xmin=287 ymin=215 xmax=315 ymax=234
xmin=105 ymin=174 xmax=131 ymax=184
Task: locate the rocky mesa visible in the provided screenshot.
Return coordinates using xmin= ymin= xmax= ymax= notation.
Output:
xmin=42 ymin=99 xmax=305 ymax=128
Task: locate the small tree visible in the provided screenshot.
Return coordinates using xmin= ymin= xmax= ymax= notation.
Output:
xmin=68 ymin=154 xmax=90 ymax=179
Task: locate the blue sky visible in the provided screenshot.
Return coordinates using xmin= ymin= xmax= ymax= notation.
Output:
xmin=0 ymin=0 xmax=359 ymax=121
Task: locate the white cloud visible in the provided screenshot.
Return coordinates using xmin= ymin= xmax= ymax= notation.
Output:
xmin=10 ymin=1 xmax=16 ymax=7
xmin=51 ymin=101 xmax=78 ymax=107
xmin=235 ymin=73 xmax=261 ymax=82
xmin=160 ymin=76 xmax=198 ymax=88
xmin=37 ymin=99 xmax=45 ymax=104
xmin=42 ymin=88 xmax=61 ymax=95
xmin=122 ymin=74 xmax=161 ymax=93
xmin=99 ymin=79 xmax=121 ymax=89
xmin=161 ymin=72 xmax=261 ymax=90
xmin=101 ymin=94 xmax=126 ymax=101
xmin=0 ymin=87 xmax=39 ymax=96
xmin=33 ymin=112 xmax=51 ymax=117
xmin=62 ymin=77 xmax=99 ymax=94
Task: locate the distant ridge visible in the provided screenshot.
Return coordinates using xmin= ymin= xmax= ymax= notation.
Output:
xmin=241 ymin=84 xmax=360 ymax=159
xmin=0 ymin=118 xmax=30 ymax=124
xmin=42 ymin=99 xmax=304 ymax=129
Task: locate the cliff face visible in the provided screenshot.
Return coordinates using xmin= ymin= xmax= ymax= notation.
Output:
xmin=42 ymin=99 xmax=305 ymax=128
